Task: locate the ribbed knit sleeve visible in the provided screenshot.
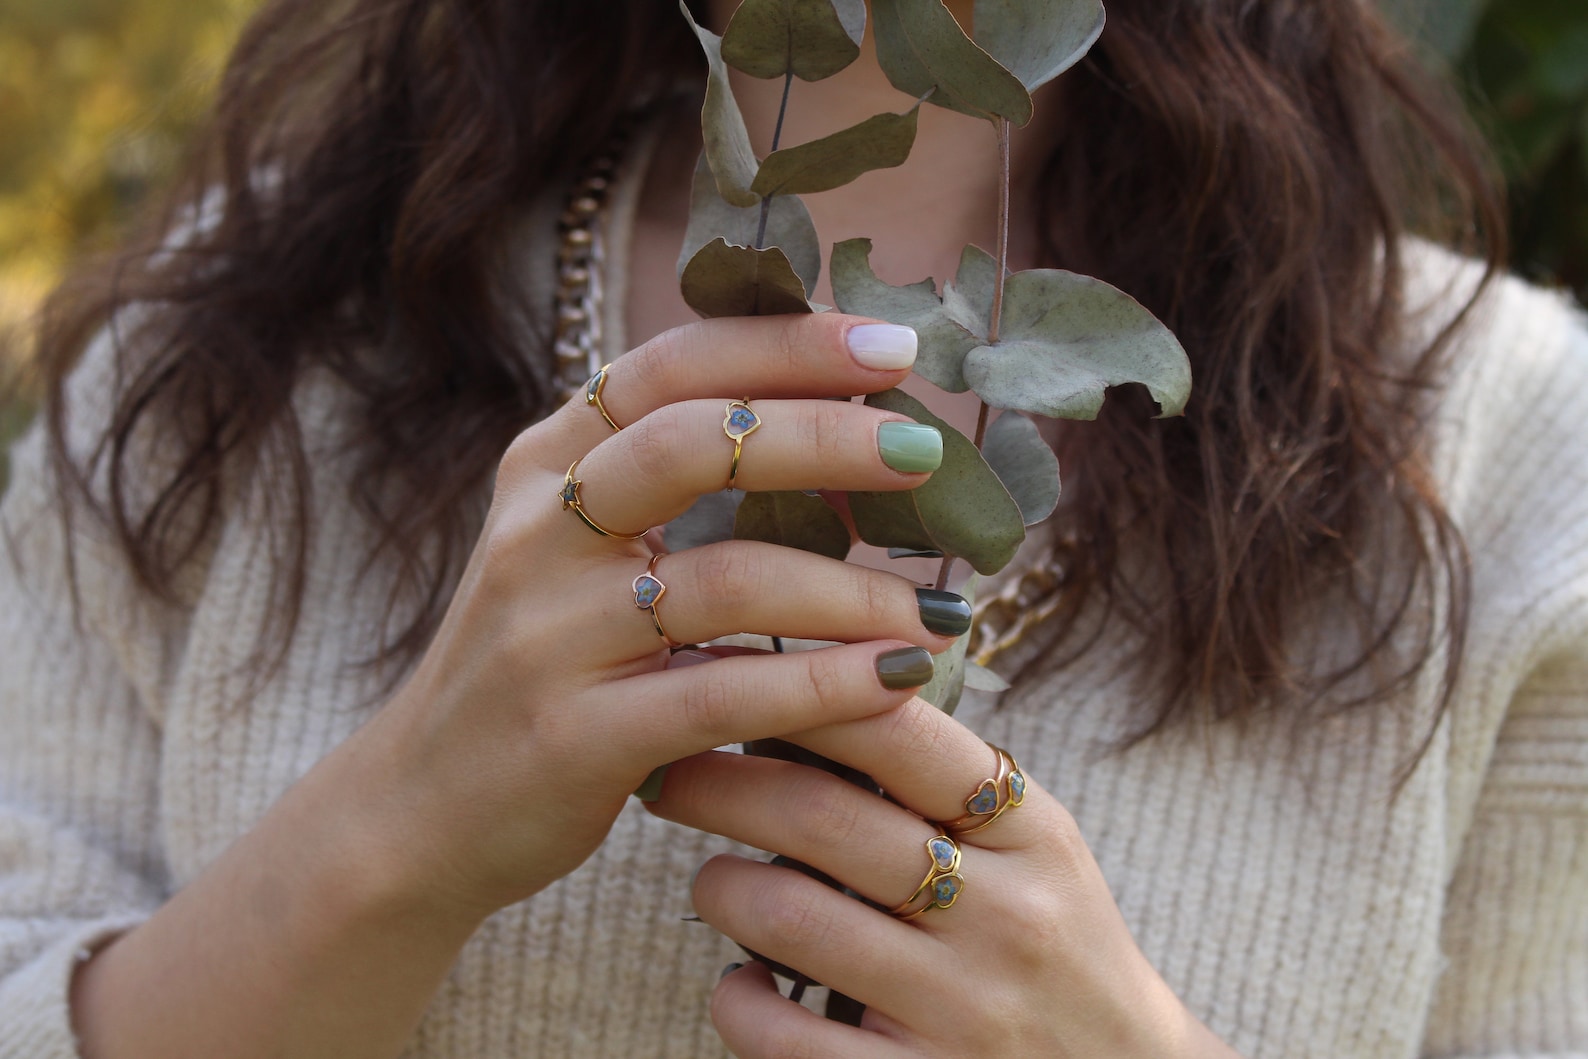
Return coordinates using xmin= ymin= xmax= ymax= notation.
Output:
xmin=1418 ymin=281 xmax=1588 ymax=1058
xmin=0 ymin=335 xmax=175 ymax=1056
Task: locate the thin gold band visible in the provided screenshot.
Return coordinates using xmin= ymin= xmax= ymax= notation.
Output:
xmin=889 ymin=831 xmax=965 ymax=921
xmin=940 ymin=744 xmax=1027 ymax=837
xmin=584 ymin=364 xmax=622 ymax=432
xmin=560 ymin=459 xmax=647 ymax=540
xmin=722 ymin=399 xmax=760 ymax=489
xmin=632 ymin=554 xmax=681 ymax=648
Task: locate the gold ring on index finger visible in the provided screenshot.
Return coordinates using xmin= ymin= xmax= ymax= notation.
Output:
xmin=722 ymin=399 xmax=760 ymax=490
xmin=584 ymin=364 xmax=622 ymax=432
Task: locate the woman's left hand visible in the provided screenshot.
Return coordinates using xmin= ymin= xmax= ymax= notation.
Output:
xmin=647 ymin=691 xmax=1244 ymax=1059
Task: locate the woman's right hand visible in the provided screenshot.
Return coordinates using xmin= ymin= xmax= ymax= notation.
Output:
xmin=347 ymin=312 xmax=964 ymax=922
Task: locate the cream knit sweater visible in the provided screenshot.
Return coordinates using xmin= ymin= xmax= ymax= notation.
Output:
xmin=2 ymin=170 xmax=1586 ymax=1055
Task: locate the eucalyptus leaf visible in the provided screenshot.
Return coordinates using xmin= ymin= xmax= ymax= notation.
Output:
xmin=722 ymin=0 xmax=866 ymax=81
xmin=919 ymin=575 xmax=978 ymax=714
xmin=751 ymin=103 xmax=921 ymax=197
xmin=981 ymin=411 xmax=1061 ymax=526
xmin=962 ymin=660 xmax=1011 ymax=693
xmin=733 ymin=490 xmax=852 ymax=560
xmin=940 ymin=243 xmax=999 ymax=339
xmin=681 ymin=2 xmax=761 ymax=207
xmin=665 ymin=489 xmax=745 ymax=551
xmin=872 ymin=0 xmax=1033 ymax=125
xmin=679 ymin=153 xmax=821 ymax=295
xmin=963 ymin=269 xmax=1192 ymax=420
xmin=973 ymin=0 xmax=1105 ymax=94
xmin=850 ymin=389 xmax=1025 ymax=575
xmin=829 ymin=238 xmax=979 ymax=392
xmin=681 ymin=238 xmax=815 ymax=318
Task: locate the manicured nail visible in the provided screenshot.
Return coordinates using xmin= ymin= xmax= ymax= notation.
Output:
xmin=875 ymin=646 xmax=936 ymax=690
xmin=878 ymin=422 xmax=942 ymax=473
xmin=719 ymin=962 xmax=744 ymax=981
xmin=667 ymin=649 xmax=717 ymax=669
xmin=847 ymin=324 xmax=918 ymax=370
xmin=633 ymin=764 xmax=670 ymax=803
xmin=916 ymin=588 xmax=972 ymax=637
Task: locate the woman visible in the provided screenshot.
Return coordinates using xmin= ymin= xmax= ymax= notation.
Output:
xmin=2 ymin=0 xmax=1584 ymax=1056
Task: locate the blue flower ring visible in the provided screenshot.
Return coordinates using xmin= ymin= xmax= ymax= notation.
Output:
xmin=633 ymin=553 xmax=682 ymax=648
xmin=584 ymin=364 xmax=622 ymax=432
xmin=722 ymin=399 xmax=761 ymax=489
xmin=560 ymin=459 xmax=648 ymax=540
xmin=890 ymin=831 xmax=966 ymax=921
xmin=939 ymin=744 xmax=1027 ymax=838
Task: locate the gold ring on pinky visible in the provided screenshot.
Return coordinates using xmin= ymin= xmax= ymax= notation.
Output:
xmin=940 ymin=744 xmax=1026 ymax=837
xmin=584 ymin=364 xmax=622 ymax=432
xmin=632 ymin=554 xmax=682 ymax=648
xmin=559 ymin=459 xmax=647 ymax=540
xmin=722 ymin=399 xmax=761 ymax=489
xmin=889 ymin=831 xmax=965 ymax=921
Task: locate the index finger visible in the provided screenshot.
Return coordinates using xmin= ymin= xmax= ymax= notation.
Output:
xmin=540 ymin=314 xmax=918 ymax=464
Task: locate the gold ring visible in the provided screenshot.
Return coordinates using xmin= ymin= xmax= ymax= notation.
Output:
xmin=632 ymin=554 xmax=681 ymax=648
xmin=584 ymin=364 xmax=622 ymax=432
xmin=559 ymin=459 xmax=647 ymax=540
xmin=940 ymin=744 xmax=1026 ymax=837
xmin=889 ymin=831 xmax=965 ymax=921
xmin=722 ymin=399 xmax=760 ymax=489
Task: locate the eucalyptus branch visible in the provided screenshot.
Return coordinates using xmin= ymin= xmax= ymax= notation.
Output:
xmin=754 ymin=70 xmax=796 ymax=249
xmin=989 ymin=118 xmax=1012 ymax=344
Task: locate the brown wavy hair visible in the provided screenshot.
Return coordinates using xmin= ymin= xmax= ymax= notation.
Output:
xmin=31 ymin=0 xmax=1501 ymax=726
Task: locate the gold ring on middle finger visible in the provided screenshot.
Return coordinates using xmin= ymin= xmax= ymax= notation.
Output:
xmin=722 ymin=399 xmax=760 ymax=490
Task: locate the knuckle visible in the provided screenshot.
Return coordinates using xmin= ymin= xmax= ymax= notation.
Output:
xmin=880 ymin=700 xmax=954 ymax=760
xmin=677 ymin=665 xmax=740 ymax=738
xmin=802 ymin=649 xmax=853 ymax=718
xmin=846 ymin=571 xmax=898 ymax=632
xmin=801 ymin=401 xmax=851 ymax=468
xmin=770 ymin=317 xmax=807 ymax=376
xmin=622 ymin=410 xmax=679 ymax=483
xmin=627 ymin=328 xmax=683 ymax=396
xmin=761 ymin=889 xmax=840 ymax=953
xmin=789 ymin=778 xmax=863 ymax=850
xmin=691 ymin=541 xmax=762 ymax=610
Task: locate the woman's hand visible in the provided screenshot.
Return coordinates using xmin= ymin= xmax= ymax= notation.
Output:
xmin=647 ymin=696 xmax=1245 ymax=1059
xmin=351 ymin=312 xmax=966 ymax=920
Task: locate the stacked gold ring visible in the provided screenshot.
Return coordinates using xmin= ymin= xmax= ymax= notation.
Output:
xmin=889 ymin=831 xmax=965 ymax=921
xmin=940 ymin=744 xmax=1026 ymax=837
xmin=584 ymin=364 xmax=622 ymax=432
xmin=560 ymin=459 xmax=647 ymax=540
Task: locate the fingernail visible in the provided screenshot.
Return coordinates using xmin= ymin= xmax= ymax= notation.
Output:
xmin=875 ymin=646 xmax=935 ymax=690
xmin=847 ymin=324 xmax=917 ymax=370
xmin=667 ymin=649 xmax=716 ymax=669
xmin=719 ymin=962 xmax=744 ymax=981
xmin=878 ymin=422 xmax=942 ymax=473
xmin=916 ymin=588 xmax=972 ymax=637
xmin=633 ymin=764 xmax=670 ymax=802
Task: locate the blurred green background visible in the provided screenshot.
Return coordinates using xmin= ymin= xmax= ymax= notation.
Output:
xmin=1 ymin=0 xmax=1586 ymax=487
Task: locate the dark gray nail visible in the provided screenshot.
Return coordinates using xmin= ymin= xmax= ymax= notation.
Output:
xmin=916 ymin=588 xmax=972 ymax=637
xmin=719 ymin=962 xmax=744 ymax=981
xmin=875 ymin=646 xmax=936 ymax=690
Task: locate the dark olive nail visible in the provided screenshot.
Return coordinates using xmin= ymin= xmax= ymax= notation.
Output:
xmin=916 ymin=588 xmax=972 ymax=637
xmin=633 ymin=764 xmax=670 ymax=803
xmin=875 ymin=646 xmax=936 ymax=690
xmin=720 ymin=962 xmax=744 ymax=981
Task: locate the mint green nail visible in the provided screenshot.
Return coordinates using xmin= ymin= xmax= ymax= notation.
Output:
xmin=878 ymin=422 xmax=942 ymax=473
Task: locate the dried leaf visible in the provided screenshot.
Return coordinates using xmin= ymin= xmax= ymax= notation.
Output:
xmin=664 ymin=489 xmax=744 ymax=551
xmin=849 ymin=389 xmax=1025 ymax=575
xmin=963 ymin=269 xmax=1192 ymax=420
xmin=981 ymin=411 xmax=1060 ymax=526
xmin=681 ymin=238 xmax=815 ymax=318
xmin=723 ymin=0 xmax=866 ymax=81
xmin=872 ymin=0 xmax=1032 ymax=125
xmin=733 ymin=491 xmax=852 ymax=560
xmin=751 ymin=103 xmax=921 ymax=197
xmin=681 ymin=1 xmax=761 ymax=207
xmin=829 ymin=238 xmax=979 ymax=392
xmin=679 ymin=153 xmax=821 ymax=295
xmin=973 ymin=0 xmax=1105 ymax=94
xmin=962 ymin=660 xmax=1011 ymax=693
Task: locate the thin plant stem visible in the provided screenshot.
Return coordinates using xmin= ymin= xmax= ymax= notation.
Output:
xmin=989 ymin=117 xmax=1012 ymax=344
xmin=973 ymin=400 xmax=992 ymax=448
xmin=754 ymin=70 xmax=796 ymax=249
